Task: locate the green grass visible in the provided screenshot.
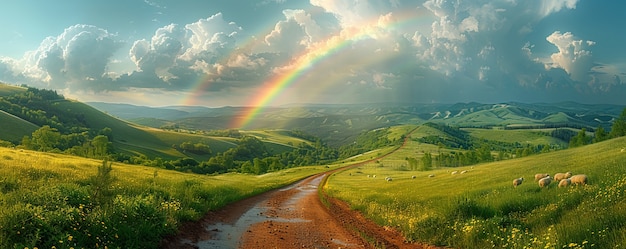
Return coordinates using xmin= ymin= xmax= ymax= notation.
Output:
xmin=39 ymin=101 xmax=303 ymax=160
xmin=0 ymin=83 xmax=26 ymax=96
xmin=326 ymin=136 xmax=626 ymax=248
xmin=465 ymin=128 xmax=568 ymax=147
xmin=0 ymin=111 xmax=38 ymax=143
xmin=242 ymin=130 xmax=310 ymax=146
xmin=0 ymin=147 xmax=332 ymax=248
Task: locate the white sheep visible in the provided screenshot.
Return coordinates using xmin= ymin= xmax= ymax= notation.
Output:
xmin=554 ymin=172 xmax=572 ymax=182
xmin=451 ymin=171 xmax=458 ymax=175
xmin=558 ymin=178 xmax=571 ymax=188
xmin=534 ymin=173 xmax=550 ymax=181
xmin=385 ymin=177 xmax=393 ymax=182
xmin=538 ymin=176 xmax=553 ymax=188
xmin=460 ymin=170 xmax=468 ymax=174
xmin=569 ymin=174 xmax=588 ymax=185
xmin=411 ymin=175 xmax=416 ymax=179
xmin=428 ymin=174 xmax=435 ymax=178
xmin=513 ymin=177 xmax=524 ymax=187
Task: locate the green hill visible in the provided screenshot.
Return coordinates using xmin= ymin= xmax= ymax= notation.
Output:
xmin=0 ymin=84 xmax=305 ymax=162
xmin=0 ymin=83 xmax=26 ymax=96
xmin=329 ymin=135 xmax=626 ymax=248
xmin=0 ymin=110 xmax=38 ymax=143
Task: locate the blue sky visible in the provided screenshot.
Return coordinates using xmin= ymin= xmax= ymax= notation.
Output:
xmin=1 ymin=0 xmax=625 ymax=106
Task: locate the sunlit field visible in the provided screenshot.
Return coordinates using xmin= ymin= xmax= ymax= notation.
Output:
xmin=326 ymin=136 xmax=626 ymax=248
xmin=0 ymin=147 xmax=330 ymax=248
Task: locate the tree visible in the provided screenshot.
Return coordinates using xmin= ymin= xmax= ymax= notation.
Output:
xmin=593 ymin=126 xmax=609 ymax=143
xmin=569 ymin=128 xmax=589 ymax=148
xmin=610 ymin=108 xmax=626 ymax=138
xmin=91 ymin=135 xmax=111 ymax=158
xmin=407 ymin=157 xmax=418 ymax=171
xmin=420 ymin=153 xmax=433 ymax=171
xmin=30 ymin=125 xmax=61 ymax=151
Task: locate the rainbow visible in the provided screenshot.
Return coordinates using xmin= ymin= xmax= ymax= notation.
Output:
xmin=183 ymin=10 xmax=430 ymax=128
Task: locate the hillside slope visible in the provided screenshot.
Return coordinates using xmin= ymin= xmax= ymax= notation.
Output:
xmin=0 ymin=110 xmax=38 ymax=143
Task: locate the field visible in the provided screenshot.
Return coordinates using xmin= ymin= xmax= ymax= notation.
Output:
xmin=325 ymin=134 xmax=626 ymax=248
xmin=0 ymin=111 xmax=39 ymax=143
xmin=465 ymin=128 xmax=568 ymax=147
xmin=0 ymin=147 xmax=332 ymax=248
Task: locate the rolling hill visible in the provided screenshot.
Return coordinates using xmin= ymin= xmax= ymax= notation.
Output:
xmin=0 ymin=83 xmax=302 ymax=161
xmin=0 ymin=110 xmax=38 ymax=143
xmin=89 ymin=101 xmax=624 ymax=147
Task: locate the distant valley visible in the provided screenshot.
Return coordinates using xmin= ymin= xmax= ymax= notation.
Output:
xmin=88 ymin=101 xmax=624 ymax=147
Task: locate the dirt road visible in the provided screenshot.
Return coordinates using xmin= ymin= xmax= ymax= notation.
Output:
xmin=162 ymin=127 xmax=438 ymax=248
xmin=161 ymin=169 xmax=438 ymax=249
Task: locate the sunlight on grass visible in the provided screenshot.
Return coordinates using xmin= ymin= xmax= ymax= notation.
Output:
xmin=326 ymin=136 xmax=626 ymax=248
xmin=0 ymin=147 xmax=329 ymax=248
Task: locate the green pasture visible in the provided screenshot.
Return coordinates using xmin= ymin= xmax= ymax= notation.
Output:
xmin=465 ymin=128 xmax=568 ymax=147
xmin=242 ymin=130 xmax=310 ymax=147
xmin=0 ymin=111 xmax=38 ymax=143
xmin=326 ymin=136 xmax=626 ymax=248
xmin=0 ymin=147 xmax=331 ymax=248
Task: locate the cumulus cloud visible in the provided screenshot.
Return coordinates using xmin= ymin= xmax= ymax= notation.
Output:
xmin=543 ymin=31 xmax=595 ymax=81
xmin=19 ymin=24 xmax=121 ymax=89
xmin=3 ymin=0 xmax=624 ymax=106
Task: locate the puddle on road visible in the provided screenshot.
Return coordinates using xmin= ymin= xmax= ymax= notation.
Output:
xmin=190 ymin=174 xmax=326 ymax=248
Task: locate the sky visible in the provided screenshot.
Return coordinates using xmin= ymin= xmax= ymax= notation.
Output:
xmin=1 ymin=0 xmax=625 ymax=107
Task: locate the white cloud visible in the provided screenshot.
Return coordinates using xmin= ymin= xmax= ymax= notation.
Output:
xmin=182 ymin=13 xmax=241 ymax=60
xmin=19 ymin=24 xmax=120 ymax=89
xmin=539 ymin=0 xmax=578 ymax=17
xmin=544 ymin=31 xmax=594 ymax=81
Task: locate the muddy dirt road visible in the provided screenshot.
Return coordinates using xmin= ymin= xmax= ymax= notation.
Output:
xmin=161 ymin=170 xmax=436 ymax=249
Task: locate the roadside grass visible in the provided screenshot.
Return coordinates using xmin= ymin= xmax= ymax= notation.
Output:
xmin=326 ymin=136 xmax=626 ymax=248
xmin=0 ymin=147 xmax=329 ymax=248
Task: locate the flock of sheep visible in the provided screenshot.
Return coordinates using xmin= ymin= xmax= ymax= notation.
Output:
xmin=513 ymin=172 xmax=588 ymax=188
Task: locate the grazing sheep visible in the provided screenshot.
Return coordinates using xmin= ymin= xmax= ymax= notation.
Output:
xmin=385 ymin=177 xmax=393 ymax=182
xmin=372 ymin=175 xmax=376 ymax=178
xmin=513 ymin=177 xmax=524 ymax=187
xmin=451 ymin=171 xmax=458 ymax=175
xmin=569 ymin=174 xmax=588 ymax=185
xmin=411 ymin=175 xmax=416 ymax=179
xmin=534 ymin=173 xmax=550 ymax=181
xmin=428 ymin=174 xmax=435 ymax=178
xmin=460 ymin=170 xmax=468 ymax=174
xmin=538 ymin=176 xmax=553 ymax=188
xmin=554 ymin=172 xmax=573 ymax=181
xmin=558 ymin=178 xmax=571 ymax=188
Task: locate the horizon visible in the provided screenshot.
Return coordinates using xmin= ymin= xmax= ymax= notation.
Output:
xmin=1 ymin=0 xmax=626 ymax=111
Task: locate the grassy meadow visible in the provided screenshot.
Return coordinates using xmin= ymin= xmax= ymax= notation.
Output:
xmin=325 ymin=135 xmax=626 ymax=248
xmin=0 ymin=147 xmax=331 ymax=248
xmin=465 ymin=128 xmax=568 ymax=147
